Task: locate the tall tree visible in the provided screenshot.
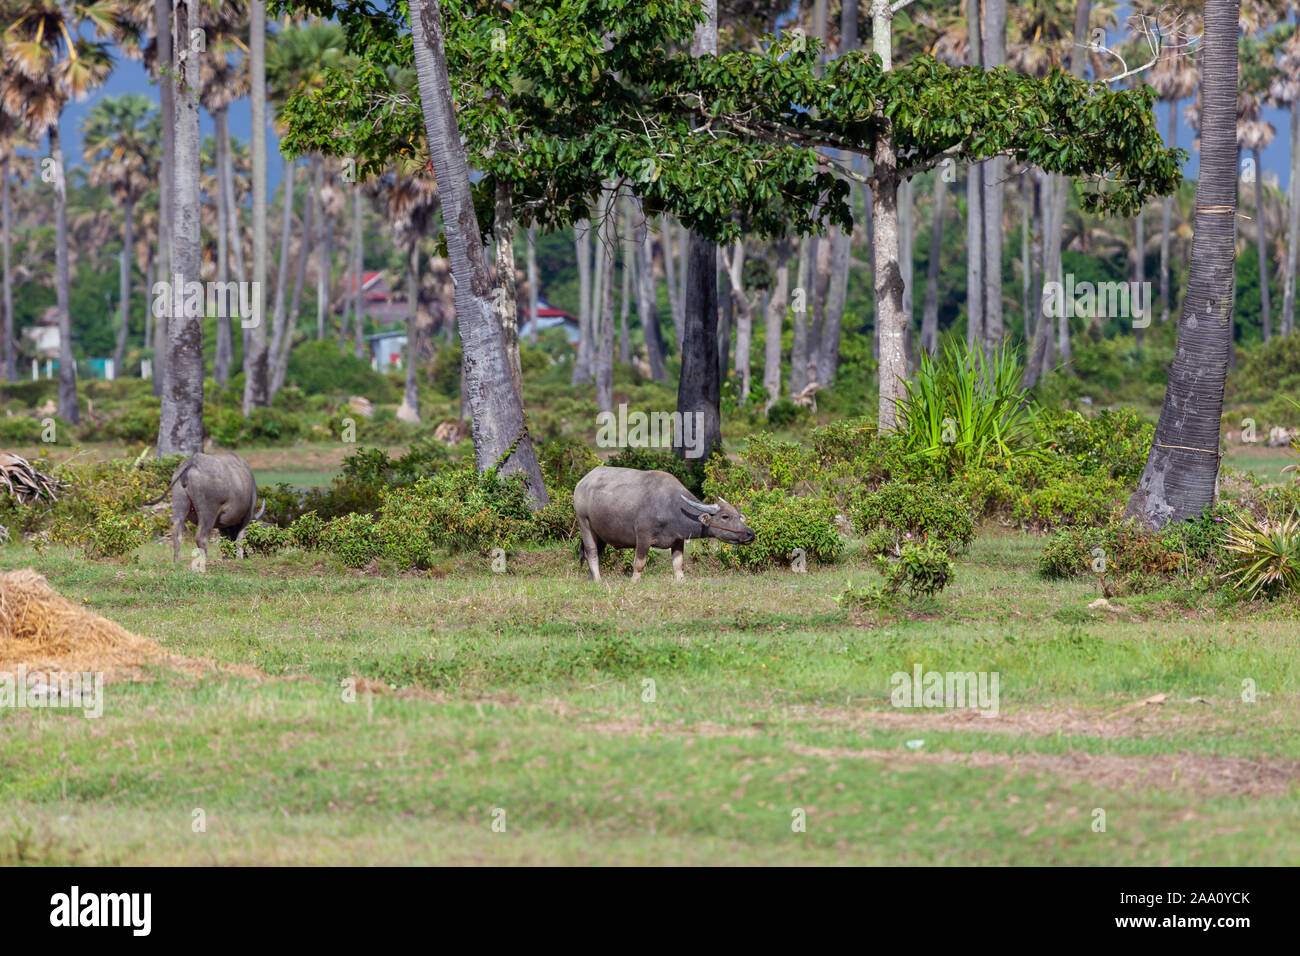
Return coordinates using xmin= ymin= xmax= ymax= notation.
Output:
xmin=243 ymin=0 xmax=269 ymax=411
xmin=1267 ymin=19 xmax=1299 ymax=336
xmin=980 ymin=0 xmax=1007 ymax=354
xmin=0 ymin=0 xmax=117 ymax=422
xmin=1148 ymin=25 xmax=1199 ymax=325
xmin=1125 ymin=0 xmax=1239 ymax=528
xmin=631 ymin=197 xmax=667 ymax=380
xmin=408 ymin=0 xmax=548 ymax=505
xmin=676 ymin=0 xmax=722 ymax=457
xmin=0 ymin=111 xmax=27 ymax=381
xmin=158 ymin=0 xmax=203 ymax=455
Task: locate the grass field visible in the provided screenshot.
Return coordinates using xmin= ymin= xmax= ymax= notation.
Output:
xmin=3 ymin=523 xmax=1299 ymax=866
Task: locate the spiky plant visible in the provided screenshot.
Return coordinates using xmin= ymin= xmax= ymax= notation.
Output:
xmin=1221 ymin=512 xmax=1300 ymax=599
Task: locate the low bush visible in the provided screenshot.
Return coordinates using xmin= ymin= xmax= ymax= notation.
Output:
xmin=241 ymin=522 xmax=293 ymax=556
xmin=1037 ymin=407 xmax=1154 ymax=481
xmin=1221 ymin=512 xmax=1300 ymax=599
xmin=852 ymin=479 xmax=976 ymax=555
xmin=878 ymin=539 xmax=955 ymax=597
xmin=712 ymin=491 xmax=842 ymax=570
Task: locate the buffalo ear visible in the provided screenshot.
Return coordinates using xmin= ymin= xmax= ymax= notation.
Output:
xmin=698 ymin=512 xmax=713 ymax=526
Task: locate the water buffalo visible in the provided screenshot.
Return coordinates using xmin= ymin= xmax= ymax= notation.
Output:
xmin=574 ymin=466 xmax=755 ymax=582
xmin=156 ymin=452 xmax=264 ymax=563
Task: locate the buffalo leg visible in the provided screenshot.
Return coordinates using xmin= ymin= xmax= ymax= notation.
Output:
xmin=578 ymin=516 xmax=602 ymax=581
xmin=234 ymin=522 xmax=249 ymax=560
xmin=631 ymin=531 xmax=650 ymax=583
xmin=171 ymin=513 xmax=185 ymax=563
xmin=671 ymin=541 xmax=685 ymax=582
xmin=193 ymin=507 xmax=218 ymax=566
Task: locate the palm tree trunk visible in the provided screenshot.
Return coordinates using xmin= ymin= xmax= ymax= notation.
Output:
xmin=49 ymin=124 xmax=78 ymax=424
xmin=1134 ymin=204 xmax=1146 ymax=347
xmin=571 ymin=218 xmax=593 ymax=384
xmin=1020 ymin=172 xmax=1031 ymax=342
xmin=409 ymin=0 xmax=548 ymax=505
xmin=352 ymin=187 xmax=365 ymax=358
xmin=267 ymin=156 xmax=296 ymax=384
xmin=400 ymin=242 xmax=421 ymax=422
xmin=619 ymin=204 xmax=632 ymax=366
xmin=899 ymin=180 xmax=913 ymax=352
xmin=244 ymin=0 xmax=270 ymax=412
xmin=659 ymin=216 xmax=682 ymax=349
xmin=1282 ymin=97 xmax=1299 ymax=337
xmin=493 ymin=177 xmax=523 ymax=399
xmin=717 ymin=246 xmax=734 ymax=380
xmin=115 ymin=197 xmax=134 ymax=373
xmin=1125 ymin=0 xmax=1239 ymax=528
xmin=1254 ymin=145 xmax=1271 ymax=341
xmin=790 ymin=235 xmax=813 ymax=395
xmin=965 ymin=0 xmax=983 ymax=352
xmin=316 ymin=159 xmax=330 ymax=339
xmin=214 ymin=121 xmax=232 ymax=385
xmin=1 ymin=157 xmax=13 ymax=381
xmin=819 ymin=225 xmax=851 ymax=382
xmin=676 ymin=220 xmax=689 ymax=335
xmin=525 ymin=224 xmax=539 ymax=343
xmin=159 ymin=0 xmax=204 ymax=455
xmin=980 ymin=0 xmax=1007 ymax=354
xmin=1160 ymin=98 xmax=1177 ymax=323
xmin=632 ymin=198 xmax=667 ymax=380
xmin=764 ymin=246 xmax=790 ymax=411
xmin=273 ymin=160 xmax=314 ymax=395
xmin=921 ymin=169 xmax=946 ymax=355
xmin=595 ymin=186 xmax=617 ymax=412
xmin=154 ymin=0 xmax=173 ymax=401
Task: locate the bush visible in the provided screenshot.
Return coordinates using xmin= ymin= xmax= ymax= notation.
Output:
xmin=1221 ymin=512 xmax=1300 ymax=599
xmin=605 ymin=446 xmax=705 ymax=498
xmin=103 ymin=400 xmax=160 ymax=443
xmin=713 ymin=491 xmax=842 ymax=570
xmin=879 ymin=540 xmax=955 ymax=597
xmin=529 ymin=495 xmax=578 ymax=544
xmin=78 ymin=510 xmax=159 ymax=560
xmin=1037 ymin=517 xmax=1212 ymax=586
xmin=537 ymin=437 xmax=600 ymax=494
xmin=241 ymin=522 xmax=293 ymax=556
xmin=852 ymin=479 xmax=976 ymax=555
xmin=765 ymin=397 xmax=807 ymax=428
xmin=1012 ymin=472 xmax=1124 ymax=531
xmin=286 ymin=339 xmax=395 ymax=400
xmin=321 ymin=512 xmax=379 ymax=567
xmin=1038 ymin=407 xmax=1154 ymax=481
xmin=290 ymin=511 xmax=326 ymax=551
xmin=0 ymin=415 xmax=45 ymax=444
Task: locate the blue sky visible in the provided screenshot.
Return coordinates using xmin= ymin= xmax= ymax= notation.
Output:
xmin=50 ymin=11 xmax=1297 ymax=199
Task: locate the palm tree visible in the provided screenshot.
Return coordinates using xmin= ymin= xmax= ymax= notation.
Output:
xmin=1267 ymin=21 xmax=1299 ymax=336
xmin=1126 ymin=0 xmax=1240 ymax=528
xmin=1147 ymin=19 xmax=1200 ymax=324
xmin=156 ymin=0 xmax=203 ymax=456
xmin=0 ymin=109 xmax=35 ymax=381
xmin=407 ymin=0 xmax=548 ymax=506
xmin=1238 ymin=98 xmax=1275 ymax=341
xmin=0 ymin=0 xmax=119 ymax=424
xmin=244 ymin=0 xmax=268 ymax=412
xmin=80 ymin=93 xmax=157 ymax=373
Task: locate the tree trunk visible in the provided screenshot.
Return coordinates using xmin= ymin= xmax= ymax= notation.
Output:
xmin=632 ymin=198 xmax=667 ymax=380
xmin=1125 ymin=0 xmax=1238 ymax=529
xmin=870 ymin=0 xmax=906 ymax=431
xmin=317 ymin=161 xmax=331 ymax=339
xmin=790 ymin=235 xmax=813 ymax=395
xmin=50 ymin=124 xmax=78 ymax=423
xmin=1281 ymin=97 xmax=1299 ymax=337
xmin=921 ymin=168 xmax=946 ymax=356
xmin=965 ymin=0 xmax=983 ymax=352
xmin=267 ymin=157 xmax=296 ymax=387
xmin=493 ymin=178 xmax=523 ymax=399
xmin=154 ymin=0 xmax=173 ymax=401
xmin=525 ymin=224 xmax=539 ymax=343
xmin=159 ymin=0 xmax=203 ymax=455
xmin=1020 ymin=171 xmax=1032 ymax=342
xmin=352 ymin=187 xmax=365 ymax=358
xmin=899 ymin=180 xmax=913 ymax=340
xmin=595 ymin=185 xmax=616 ymax=412
xmin=1160 ymin=98 xmax=1177 ymax=323
xmin=243 ymin=0 xmax=269 ymax=412
xmin=819 ymin=225 xmax=851 ymax=381
xmin=1134 ymin=204 xmax=1146 ymax=347
xmin=980 ymin=0 xmax=1007 ymax=354
xmin=660 ymin=217 xmax=683 ymax=349
xmin=571 ymin=218 xmax=594 ymax=384
xmin=730 ymin=243 xmax=753 ymax=400
xmin=619 ymin=198 xmax=632 ymax=365
xmin=677 ymin=220 xmax=689 ymax=338
xmin=213 ymin=107 xmax=231 ymax=384
xmin=114 ymin=197 xmax=134 ymax=373
xmin=409 ymin=0 xmax=548 ymax=505
xmin=273 ymin=158 xmax=314 ymax=395
xmin=764 ymin=247 xmax=790 ymax=411
xmin=1 ymin=157 xmax=13 ymax=381
xmin=1254 ymin=145 xmax=1271 ymax=342
xmin=717 ymin=246 xmax=733 ymax=381
xmin=400 ymin=242 xmax=421 ymax=422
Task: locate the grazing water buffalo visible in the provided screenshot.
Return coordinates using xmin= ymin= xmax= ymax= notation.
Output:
xmin=574 ymin=466 xmax=755 ymax=582
xmin=156 ymin=452 xmax=263 ymax=563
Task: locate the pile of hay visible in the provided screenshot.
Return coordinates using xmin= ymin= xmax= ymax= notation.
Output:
xmin=0 ymin=568 xmax=166 ymax=677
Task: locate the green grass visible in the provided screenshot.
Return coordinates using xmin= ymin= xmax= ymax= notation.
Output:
xmin=2 ymin=530 xmax=1299 ymax=865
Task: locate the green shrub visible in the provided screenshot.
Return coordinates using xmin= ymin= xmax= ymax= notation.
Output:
xmin=879 ymin=540 xmax=955 ymax=596
xmin=530 ymin=495 xmax=578 ymax=544
xmin=1221 ymin=512 xmax=1300 ymax=599
xmin=1038 ymin=407 xmax=1154 ymax=481
xmin=713 ymin=491 xmax=842 ymax=570
xmin=286 ymin=339 xmax=395 ymax=400
xmin=241 ymin=522 xmax=293 ymax=556
xmin=290 ymin=511 xmax=326 ymax=551
xmin=321 ymin=512 xmax=379 ymax=567
xmin=766 ymin=397 xmax=806 ymax=428
xmin=852 ymin=480 xmax=976 ymax=555
xmin=1038 ymin=518 xmax=1203 ymax=584
xmin=0 ymin=415 xmax=45 ymax=444
xmin=78 ymin=510 xmax=159 ymax=560
xmin=537 ymin=437 xmax=600 ymax=494
xmin=103 ymin=400 xmax=160 ymax=443
xmin=1012 ymin=472 xmax=1123 ymax=531
xmin=605 ymin=446 xmax=704 ymax=498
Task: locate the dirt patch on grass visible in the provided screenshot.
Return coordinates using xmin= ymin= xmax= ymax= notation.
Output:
xmin=787 ymin=743 xmax=1300 ymax=798
xmin=792 ymin=701 xmax=1234 ymax=740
